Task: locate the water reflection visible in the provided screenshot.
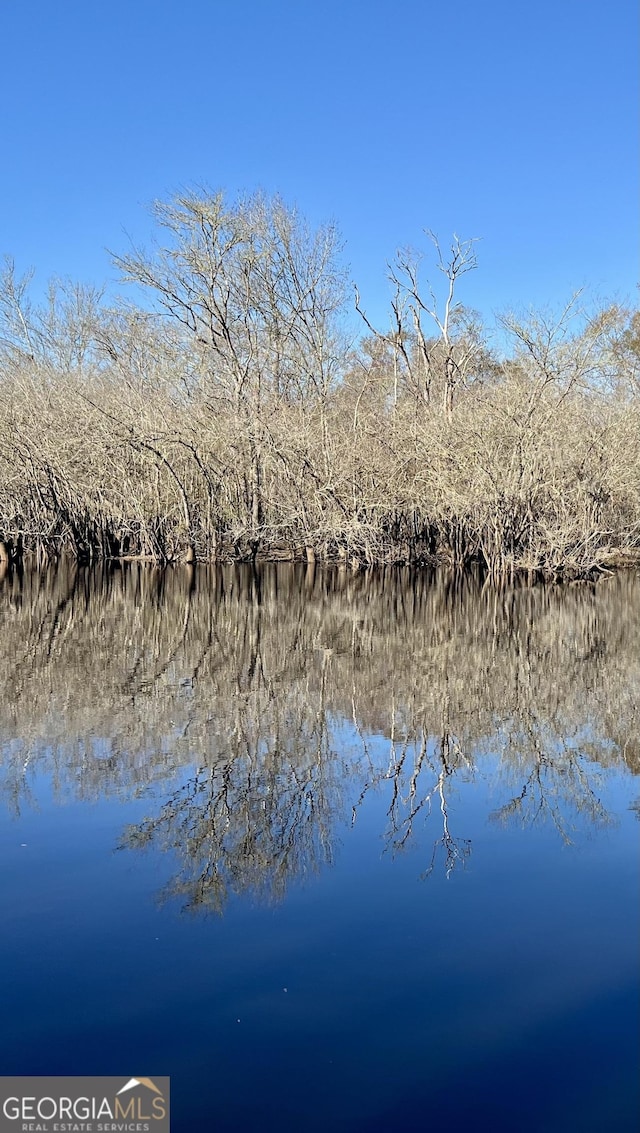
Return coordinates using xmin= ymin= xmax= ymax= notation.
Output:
xmin=0 ymin=561 xmax=638 ymax=909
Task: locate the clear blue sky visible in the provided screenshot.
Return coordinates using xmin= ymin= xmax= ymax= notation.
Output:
xmin=0 ymin=0 xmax=637 ymax=330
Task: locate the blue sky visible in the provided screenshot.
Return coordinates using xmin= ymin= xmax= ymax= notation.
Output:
xmin=0 ymin=0 xmax=637 ymax=330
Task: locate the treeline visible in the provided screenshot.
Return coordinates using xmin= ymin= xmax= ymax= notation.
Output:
xmin=1 ymin=190 xmax=639 ymax=576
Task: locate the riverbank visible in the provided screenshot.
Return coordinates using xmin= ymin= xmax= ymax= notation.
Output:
xmin=1 ymin=193 xmax=639 ymax=581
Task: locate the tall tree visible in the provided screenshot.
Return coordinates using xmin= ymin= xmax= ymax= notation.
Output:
xmin=113 ymin=190 xmax=347 ymax=552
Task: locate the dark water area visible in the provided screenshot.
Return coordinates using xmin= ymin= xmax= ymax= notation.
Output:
xmin=0 ymin=562 xmax=638 ymax=1132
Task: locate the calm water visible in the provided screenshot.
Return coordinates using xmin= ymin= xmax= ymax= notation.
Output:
xmin=0 ymin=563 xmax=638 ymax=1132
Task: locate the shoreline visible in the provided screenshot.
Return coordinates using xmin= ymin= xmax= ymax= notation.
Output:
xmin=2 ymin=544 xmax=639 ymax=583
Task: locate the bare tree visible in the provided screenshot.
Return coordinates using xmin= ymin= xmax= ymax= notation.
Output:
xmin=390 ymin=232 xmax=481 ymax=417
xmin=0 ymin=257 xmax=104 ymax=372
xmin=112 ymin=190 xmax=347 ymax=556
xmin=356 ymin=232 xmax=482 ymax=418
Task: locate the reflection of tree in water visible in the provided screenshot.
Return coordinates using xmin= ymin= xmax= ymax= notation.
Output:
xmin=488 ymin=726 xmax=615 ymax=844
xmin=121 ymin=684 xmax=347 ymax=912
xmin=351 ymin=707 xmax=474 ymax=878
xmin=0 ymin=560 xmax=639 ymax=908
xmin=385 ymin=742 xmax=474 ymax=881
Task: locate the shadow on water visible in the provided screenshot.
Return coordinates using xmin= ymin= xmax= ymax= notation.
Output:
xmin=0 ymin=559 xmax=638 ymax=911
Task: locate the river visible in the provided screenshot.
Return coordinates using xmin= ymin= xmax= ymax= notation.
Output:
xmin=0 ymin=563 xmax=638 ymax=1131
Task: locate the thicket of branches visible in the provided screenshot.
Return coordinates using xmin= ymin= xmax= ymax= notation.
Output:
xmin=1 ymin=189 xmax=639 ymax=576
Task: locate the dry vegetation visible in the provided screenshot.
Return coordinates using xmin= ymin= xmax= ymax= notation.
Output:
xmin=0 ymin=561 xmax=637 ymax=908
xmin=1 ymin=190 xmax=639 ymax=577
